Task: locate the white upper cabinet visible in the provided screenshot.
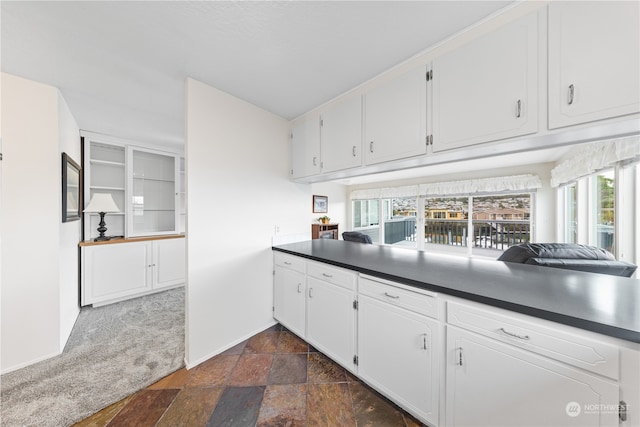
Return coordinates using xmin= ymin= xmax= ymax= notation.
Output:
xmin=432 ymin=11 xmax=539 ymax=152
xmin=364 ymin=64 xmax=428 ymax=165
xmin=320 ymin=95 xmax=363 ymax=173
xmin=548 ymin=1 xmax=640 ymax=129
xmin=290 ymin=113 xmax=321 ymax=179
xmin=128 ymin=146 xmax=179 ymax=237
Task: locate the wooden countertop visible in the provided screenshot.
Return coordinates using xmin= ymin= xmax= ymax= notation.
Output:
xmin=79 ymin=234 xmax=184 ymax=247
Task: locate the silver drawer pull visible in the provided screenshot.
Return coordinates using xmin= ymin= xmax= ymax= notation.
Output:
xmin=384 ymin=292 xmax=400 ymax=299
xmin=322 ymin=273 xmax=333 ymax=278
xmin=500 ymin=328 xmax=530 ymax=341
xmin=568 ymin=84 xmax=575 ymax=105
xmin=284 ymin=261 xmax=292 ymax=265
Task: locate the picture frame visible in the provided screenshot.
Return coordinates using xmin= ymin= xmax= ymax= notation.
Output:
xmin=312 ymin=195 xmax=328 ymax=213
xmin=62 ymin=152 xmax=81 ymax=222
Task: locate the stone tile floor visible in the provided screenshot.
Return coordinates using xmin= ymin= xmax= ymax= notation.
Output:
xmin=74 ymin=324 xmax=426 ymax=426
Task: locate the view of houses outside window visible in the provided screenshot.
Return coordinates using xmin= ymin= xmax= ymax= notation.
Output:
xmin=593 ymin=170 xmax=615 ymax=254
xmin=352 ymin=193 xmax=532 ymax=254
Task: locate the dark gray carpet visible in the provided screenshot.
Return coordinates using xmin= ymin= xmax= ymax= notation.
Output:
xmin=1 ymin=287 xmax=185 ymax=427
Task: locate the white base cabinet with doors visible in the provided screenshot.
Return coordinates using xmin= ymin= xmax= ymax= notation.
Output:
xmin=306 ymin=260 xmax=358 ymax=373
xmin=273 ymin=252 xmax=307 ymax=339
xmin=445 ymin=300 xmax=627 ymax=427
xmin=357 ymin=275 xmax=440 ymax=426
xmin=81 ymin=236 xmax=185 ymax=307
xmin=548 ymin=1 xmax=640 ymax=130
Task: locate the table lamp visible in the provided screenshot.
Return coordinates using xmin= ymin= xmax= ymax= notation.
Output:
xmin=84 ymin=193 xmax=120 ymax=241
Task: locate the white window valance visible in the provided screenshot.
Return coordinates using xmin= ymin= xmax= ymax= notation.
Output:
xmin=350 ymin=188 xmax=381 ymax=200
xmin=380 ymin=185 xmax=419 ymax=198
xmin=419 ymin=174 xmax=542 ymax=196
xmin=550 ymin=135 xmax=640 ymax=187
xmin=350 ymin=174 xmax=541 ymax=200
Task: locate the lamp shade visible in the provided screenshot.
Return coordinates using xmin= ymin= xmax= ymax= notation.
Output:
xmin=84 ymin=193 xmax=120 ymax=213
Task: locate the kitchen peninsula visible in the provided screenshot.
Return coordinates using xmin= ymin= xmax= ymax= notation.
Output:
xmin=272 ymin=239 xmax=640 ymax=427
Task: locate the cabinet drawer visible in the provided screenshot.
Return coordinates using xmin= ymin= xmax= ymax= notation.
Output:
xmin=307 ymin=261 xmax=356 ymax=291
xmin=274 ymin=252 xmax=306 ymax=274
xmin=447 ymin=301 xmax=619 ymax=380
xmin=359 ymin=276 xmax=437 ymax=319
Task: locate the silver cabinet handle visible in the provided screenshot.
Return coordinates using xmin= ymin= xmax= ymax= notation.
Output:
xmin=384 ymin=292 xmax=399 ymax=299
xmin=516 ymin=99 xmax=521 ymax=118
xmin=297 ymin=283 xmax=302 ymax=293
xmin=568 ymin=84 xmax=575 ymax=105
xmin=308 ymin=288 xmax=313 ymax=298
xmin=456 ymin=347 xmax=464 ymax=366
xmin=352 ymin=145 xmax=357 ymax=157
xmin=284 ymin=261 xmax=292 ymax=265
xmin=369 ymin=141 xmax=374 ymax=153
xmin=322 ymin=273 xmax=333 ymax=278
xmin=422 ymin=333 xmax=428 ymax=350
xmin=312 ymin=156 xmax=317 ymax=166
xmin=500 ymin=328 xmax=530 ymax=341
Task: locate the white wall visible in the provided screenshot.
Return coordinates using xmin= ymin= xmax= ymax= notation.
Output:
xmin=1 ymin=73 xmax=80 ymax=373
xmin=58 ymin=94 xmax=81 ymax=350
xmin=310 ymin=182 xmax=348 ymax=237
xmin=185 ymin=78 xmax=309 ymax=368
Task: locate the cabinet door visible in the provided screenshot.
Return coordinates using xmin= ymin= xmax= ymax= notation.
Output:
xmin=128 ymin=147 xmax=179 ymax=237
xmin=153 ymin=238 xmax=185 ymax=290
xmin=446 ymin=326 xmax=619 ymax=427
xmin=82 ymin=242 xmax=152 ymax=306
xmin=548 ymin=1 xmax=640 ymax=129
xmin=364 ymin=65 xmax=427 ymax=165
xmin=306 ymin=277 xmax=356 ymax=372
xmin=432 ymin=11 xmax=538 ymax=152
xmin=320 ymin=96 xmax=362 ymax=173
xmin=291 ymin=113 xmax=321 ymax=179
xmin=273 ymin=266 xmax=306 ymax=338
xmin=358 ymin=295 xmax=439 ymax=425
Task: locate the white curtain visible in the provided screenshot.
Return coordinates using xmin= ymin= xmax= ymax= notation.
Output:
xmin=350 ymin=174 xmax=541 ymax=200
xmin=350 ymin=188 xmax=382 ymax=200
xmin=550 ymin=135 xmax=640 ymax=187
xmin=419 ymin=174 xmax=542 ymax=196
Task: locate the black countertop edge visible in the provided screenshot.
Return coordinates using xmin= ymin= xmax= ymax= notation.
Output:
xmin=272 ymin=245 xmax=640 ymax=344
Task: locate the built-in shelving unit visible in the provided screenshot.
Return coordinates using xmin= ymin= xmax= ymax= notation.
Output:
xmin=82 ymin=133 xmax=184 ymax=240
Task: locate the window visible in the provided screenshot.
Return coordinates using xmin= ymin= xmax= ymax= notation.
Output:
xmin=562 ymin=183 xmax=577 ymax=243
xmin=350 ymin=174 xmax=540 ymax=257
xmin=472 ymin=194 xmax=531 ymax=252
xmin=424 ymin=197 xmax=468 ymax=247
xmin=591 ymin=170 xmax=615 ymax=254
xmin=385 ymin=197 xmax=417 ymax=249
xmin=352 ymin=199 xmax=380 ymax=243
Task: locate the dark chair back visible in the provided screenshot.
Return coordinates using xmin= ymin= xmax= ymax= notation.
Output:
xmin=342 ymin=231 xmax=373 ymax=244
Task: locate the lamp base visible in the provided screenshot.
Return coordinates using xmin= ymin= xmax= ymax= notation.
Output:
xmin=94 ymin=211 xmax=110 ymax=242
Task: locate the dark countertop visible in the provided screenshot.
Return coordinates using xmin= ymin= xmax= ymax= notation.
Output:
xmin=273 ymin=239 xmax=640 ymax=344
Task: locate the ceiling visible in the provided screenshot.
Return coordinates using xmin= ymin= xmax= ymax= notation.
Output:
xmin=1 ymin=1 xmax=514 ymax=148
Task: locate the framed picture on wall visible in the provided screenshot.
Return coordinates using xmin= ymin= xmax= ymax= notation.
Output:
xmin=312 ymin=195 xmax=328 ymax=213
xmin=62 ymin=152 xmax=81 ymax=222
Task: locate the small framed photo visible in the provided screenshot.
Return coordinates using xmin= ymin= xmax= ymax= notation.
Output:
xmin=312 ymin=195 xmax=328 ymax=213
xmin=62 ymin=152 xmax=81 ymax=222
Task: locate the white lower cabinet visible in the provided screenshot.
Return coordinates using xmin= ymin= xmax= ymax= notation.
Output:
xmin=445 ymin=325 xmax=619 ymax=427
xmin=306 ymin=261 xmax=357 ymax=373
xmin=357 ymin=276 xmax=439 ymax=426
xmin=81 ymin=237 xmax=185 ymax=306
xmin=273 ymin=252 xmax=307 ymax=339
